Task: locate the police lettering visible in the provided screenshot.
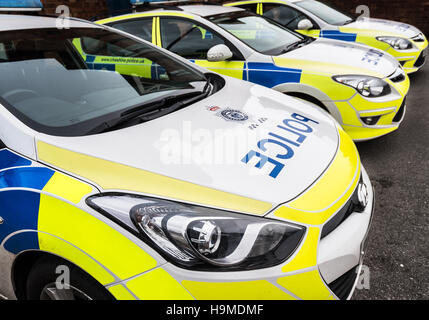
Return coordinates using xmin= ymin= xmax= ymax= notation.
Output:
xmin=242 ymin=113 xmax=319 ymax=178
xmin=362 ymin=48 xmax=384 ymax=66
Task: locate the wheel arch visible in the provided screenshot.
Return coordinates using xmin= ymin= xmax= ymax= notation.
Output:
xmin=11 ymin=249 xmax=114 ymax=300
xmin=12 ymin=250 xmax=66 ymax=299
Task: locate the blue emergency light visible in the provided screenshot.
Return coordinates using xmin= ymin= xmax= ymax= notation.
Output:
xmin=0 ymin=0 xmax=43 ymax=11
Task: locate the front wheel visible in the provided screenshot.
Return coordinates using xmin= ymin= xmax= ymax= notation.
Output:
xmin=25 ymin=256 xmax=114 ymax=300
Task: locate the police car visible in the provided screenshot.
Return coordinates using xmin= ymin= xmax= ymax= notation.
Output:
xmin=226 ymin=0 xmax=428 ymax=74
xmin=0 ymin=14 xmax=373 ymax=300
xmin=98 ymin=3 xmax=410 ymax=141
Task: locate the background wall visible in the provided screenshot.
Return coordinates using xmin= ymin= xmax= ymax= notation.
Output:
xmin=324 ymin=0 xmax=429 ymax=36
xmin=41 ymin=0 xmax=109 ymax=20
xmin=37 ymin=0 xmax=429 ymax=36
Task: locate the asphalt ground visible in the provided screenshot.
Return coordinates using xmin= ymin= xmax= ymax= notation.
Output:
xmin=353 ymin=62 xmax=429 ymax=300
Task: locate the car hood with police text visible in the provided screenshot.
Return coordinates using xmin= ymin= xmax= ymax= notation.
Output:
xmin=36 ymin=78 xmax=348 ymax=212
xmin=345 ymin=18 xmax=422 ymax=39
xmin=277 ymin=38 xmax=399 ymax=78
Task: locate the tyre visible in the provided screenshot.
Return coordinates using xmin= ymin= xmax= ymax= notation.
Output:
xmin=25 ymin=255 xmax=114 ymax=300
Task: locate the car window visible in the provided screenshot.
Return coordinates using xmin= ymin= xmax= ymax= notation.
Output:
xmin=0 ymin=43 xmax=7 ymax=60
xmin=160 ymin=18 xmax=226 ymax=60
xmin=110 ymin=18 xmax=153 ymax=43
xmin=0 ymin=28 xmax=207 ymax=136
xmin=295 ymin=0 xmax=354 ymax=26
xmin=263 ymin=4 xmax=309 ymax=30
xmin=209 ymin=11 xmax=303 ymax=55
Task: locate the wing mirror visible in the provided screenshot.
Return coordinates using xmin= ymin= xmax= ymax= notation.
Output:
xmin=207 ymin=44 xmax=233 ymax=62
xmin=297 ymin=19 xmax=313 ymax=30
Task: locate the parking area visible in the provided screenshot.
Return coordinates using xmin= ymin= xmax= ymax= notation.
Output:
xmin=353 ymin=63 xmax=429 ymax=299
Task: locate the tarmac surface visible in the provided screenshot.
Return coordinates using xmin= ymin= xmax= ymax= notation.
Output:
xmin=353 ymin=62 xmax=429 ymax=300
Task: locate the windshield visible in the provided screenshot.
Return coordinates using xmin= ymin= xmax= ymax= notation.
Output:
xmin=209 ymin=11 xmax=304 ymax=55
xmin=0 ymin=27 xmax=207 ymax=136
xmin=296 ymin=0 xmax=354 ymax=26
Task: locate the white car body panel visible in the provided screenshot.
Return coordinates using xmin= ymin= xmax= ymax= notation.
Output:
xmin=36 ymin=77 xmax=339 ymax=206
xmin=346 ymin=18 xmax=421 ymax=39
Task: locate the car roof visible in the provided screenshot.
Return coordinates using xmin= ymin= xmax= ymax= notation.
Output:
xmin=177 ymin=5 xmax=244 ymax=17
xmin=0 ymin=14 xmax=100 ymax=32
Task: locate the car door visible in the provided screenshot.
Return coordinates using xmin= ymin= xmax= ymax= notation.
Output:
xmin=158 ymin=16 xmax=247 ymax=81
xmin=260 ymin=3 xmax=321 ymax=38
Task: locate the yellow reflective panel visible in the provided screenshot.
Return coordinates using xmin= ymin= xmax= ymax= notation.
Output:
xmin=193 ymin=60 xmax=245 ymax=80
xmin=342 ymin=125 xmax=398 ymax=141
xmin=298 ymin=72 xmax=357 ymax=101
xmin=127 ymin=268 xmax=193 ymax=300
xmin=152 ymin=17 xmax=158 ymax=46
xmin=277 ymin=270 xmax=332 ymax=300
xmin=257 ymin=3 xmax=263 ymax=15
xmin=349 ymin=92 xmax=407 ymax=113
xmin=296 ymin=30 xmax=321 ymax=37
xmin=109 ymin=285 xmax=136 ymax=300
xmin=72 ymin=38 xmax=86 ymax=60
xmin=182 ymin=279 xmax=295 ymax=300
xmin=288 ymin=128 xmax=359 ymax=211
xmin=156 ymin=17 xmax=161 ymax=47
xmin=274 ymin=128 xmax=360 ymax=226
xmin=42 ymin=172 xmax=93 ymax=204
xmin=334 ymin=101 xmax=361 ymax=126
xmin=37 ymin=142 xmax=272 ymax=215
xmin=282 ymin=227 xmax=319 ymax=273
xmin=38 ymin=232 xmax=115 ymax=285
xmin=38 ymin=194 xmax=158 ymax=280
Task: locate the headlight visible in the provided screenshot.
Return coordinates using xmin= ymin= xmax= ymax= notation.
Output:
xmin=411 ymin=33 xmax=425 ymax=42
xmin=87 ymin=194 xmax=306 ymax=271
xmin=376 ymin=36 xmax=413 ymax=50
xmin=333 ymin=75 xmax=391 ymax=98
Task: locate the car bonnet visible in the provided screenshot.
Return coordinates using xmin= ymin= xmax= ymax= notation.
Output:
xmin=36 ymin=77 xmax=353 ymax=216
xmin=274 ymin=37 xmax=399 ymax=78
xmin=344 ymin=18 xmax=421 ymax=39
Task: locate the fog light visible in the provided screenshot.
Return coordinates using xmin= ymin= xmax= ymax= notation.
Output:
xmin=361 ymin=116 xmax=380 ymax=125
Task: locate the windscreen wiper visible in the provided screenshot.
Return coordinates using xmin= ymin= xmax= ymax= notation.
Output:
xmin=341 ymin=18 xmax=356 ymax=25
xmin=281 ymin=37 xmax=314 ymax=53
xmin=87 ymin=90 xmax=210 ymax=135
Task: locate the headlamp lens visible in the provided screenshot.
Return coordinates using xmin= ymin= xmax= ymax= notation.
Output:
xmin=88 ymin=194 xmax=306 ymax=270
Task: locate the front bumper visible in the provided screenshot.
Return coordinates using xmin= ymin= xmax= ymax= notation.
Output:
xmin=106 ymin=169 xmax=374 ymax=301
xmin=318 ymin=167 xmax=374 ymax=299
xmin=334 ymin=76 xmax=409 ymax=141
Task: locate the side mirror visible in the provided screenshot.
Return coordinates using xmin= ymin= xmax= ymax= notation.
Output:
xmin=207 ymin=44 xmax=233 ymax=62
xmin=297 ymin=19 xmax=313 ymax=30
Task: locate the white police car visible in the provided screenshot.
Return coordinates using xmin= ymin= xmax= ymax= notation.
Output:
xmin=0 ymin=14 xmax=373 ymax=300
